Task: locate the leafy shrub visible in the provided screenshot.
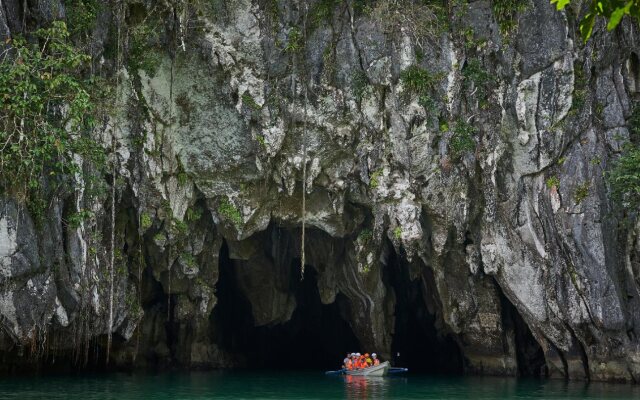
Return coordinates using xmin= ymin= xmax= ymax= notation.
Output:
xmin=462 ymin=59 xmax=493 ymax=107
xmin=358 ymin=229 xmax=373 ymax=243
xmin=140 ymin=212 xmax=153 ymax=230
xmin=609 ymin=144 xmax=640 ymax=210
xmin=546 ymin=176 xmax=560 ymax=189
xmin=401 ymin=65 xmax=437 ymax=94
xmin=370 ymin=169 xmax=383 ymax=189
xmin=218 ymin=198 xmax=242 ymax=226
xmin=492 ymin=0 xmax=527 ymax=34
xmin=449 ymin=120 xmax=476 ymax=158
xmin=574 ymin=182 xmax=590 ymax=204
xmin=0 ymin=21 xmax=104 ymax=222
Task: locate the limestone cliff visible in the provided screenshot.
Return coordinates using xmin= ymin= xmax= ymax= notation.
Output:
xmin=1 ymin=0 xmax=639 ymax=382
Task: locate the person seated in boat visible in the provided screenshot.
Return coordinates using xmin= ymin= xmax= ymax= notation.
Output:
xmin=364 ymin=353 xmax=373 ymax=367
xmin=354 ymin=353 xmax=362 ymax=369
xmin=343 ymin=354 xmax=353 ymax=370
xmin=359 ymin=353 xmax=367 ymax=368
xmin=372 ymin=353 xmax=380 ymax=366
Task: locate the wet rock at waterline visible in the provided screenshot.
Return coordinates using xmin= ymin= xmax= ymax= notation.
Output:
xmin=1 ymin=0 xmax=640 ymax=383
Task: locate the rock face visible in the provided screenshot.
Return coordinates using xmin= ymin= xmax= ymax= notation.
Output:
xmin=1 ymin=0 xmax=640 ymax=381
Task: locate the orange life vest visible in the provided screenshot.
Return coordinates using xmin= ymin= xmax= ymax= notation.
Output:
xmin=346 ymin=359 xmax=353 ymax=370
xmin=373 ymin=359 xmax=380 ymax=366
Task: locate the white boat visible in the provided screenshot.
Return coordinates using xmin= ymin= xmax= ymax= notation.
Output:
xmin=345 ymin=361 xmax=390 ymax=377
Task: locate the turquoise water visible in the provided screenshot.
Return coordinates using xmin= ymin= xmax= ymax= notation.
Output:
xmin=0 ymin=371 xmax=638 ymax=399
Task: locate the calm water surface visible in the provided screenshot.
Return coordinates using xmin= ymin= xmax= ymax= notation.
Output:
xmin=0 ymin=371 xmax=638 ymax=399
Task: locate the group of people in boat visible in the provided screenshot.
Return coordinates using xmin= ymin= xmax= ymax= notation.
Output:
xmin=342 ymin=352 xmax=380 ymax=370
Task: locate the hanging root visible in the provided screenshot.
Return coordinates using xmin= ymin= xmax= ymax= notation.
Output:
xmin=300 ymin=1 xmax=309 ymax=281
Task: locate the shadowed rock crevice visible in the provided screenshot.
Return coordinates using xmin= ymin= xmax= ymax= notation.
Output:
xmin=498 ymin=290 xmax=548 ymax=378
xmin=385 ymin=246 xmax=464 ymax=373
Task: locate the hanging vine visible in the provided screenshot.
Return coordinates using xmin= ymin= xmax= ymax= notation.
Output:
xmin=300 ymin=2 xmax=309 ymax=280
xmin=106 ymin=0 xmax=124 ymax=365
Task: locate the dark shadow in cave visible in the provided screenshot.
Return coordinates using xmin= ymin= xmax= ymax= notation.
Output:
xmin=385 ymin=245 xmax=464 ymax=374
xmin=211 ymin=240 xmax=361 ymax=370
xmin=498 ymin=290 xmax=548 ymax=378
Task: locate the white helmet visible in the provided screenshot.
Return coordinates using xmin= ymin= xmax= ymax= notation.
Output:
xmin=356 ymin=353 xmax=361 ymax=357
xmin=350 ymin=353 xmax=355 ymax=357
xmin=372 ymin=353 xmax=377 ymax=358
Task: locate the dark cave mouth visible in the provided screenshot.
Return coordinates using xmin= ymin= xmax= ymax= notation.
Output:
xmin=211 ymin=241 xmax=361 ymax=370
xmin=210 ymin=234 xmax=468 ymax=373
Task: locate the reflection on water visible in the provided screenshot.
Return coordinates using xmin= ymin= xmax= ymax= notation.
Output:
xmin=343 ymin=376 xmax=390 ymax=399
xmin=0 ymin=371 xmax=638 ymax=399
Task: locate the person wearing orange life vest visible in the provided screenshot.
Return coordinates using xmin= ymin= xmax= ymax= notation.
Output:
xmin=372 ymin=353 xmax=380 ymax=366
xmin=354 ymin=353 xmax=361 ymax=369
xmin=364 ymin=353 xmax=373 ymax=367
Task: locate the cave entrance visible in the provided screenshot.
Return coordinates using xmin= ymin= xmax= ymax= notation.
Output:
xmin=386 ymin=247 xmax=464 ymax=374
xmin=211 ymin=241 xmax=361 ymax=370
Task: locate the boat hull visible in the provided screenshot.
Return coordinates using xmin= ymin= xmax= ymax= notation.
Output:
xmin=345 ymin=361 xmax=390 ymax=377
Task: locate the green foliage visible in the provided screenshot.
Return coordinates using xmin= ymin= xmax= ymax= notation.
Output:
xmin=393 ymin=226 xmax=402 ymax=239
xmin=401 ymin=65 xmax=437 ymax=94
xmin=284 ymin=26 xmax=303 ymax=53
xmin=256 ymin=134 xmax=267 ymax=148
xmin=0 ymin=21 xmax=104 ymax=222
xmin=449 ymin=120 xmax=477 ymax=158
xmin=352 ymin=70 xmax=369 ymax=101
xmin=369 ymin=169 xmax=383 ymax=189
xmin=218 ymin=198 xmax=242 ymax=227
xmin=358 ymin=228 xmax=373 ymax=243
xmin=140 ymin=212 xmax=153 ymax=230
xmin=629 ymin=102 xmax=640 ymax=136
xmin=242 ymin=93 xmax=261 ymax=111
xmin=571 ymin=64 xmax=588 ymax=114
xmin=64 ymin=0 xmax=99 ymax=36
xmin=181 ymin=252 xmax=197 ymax=268
xmin=546 ymin=175 xmax=560 ymax=189
xmin=492 ymin=0 xmax=528 ymax=34
xmin=186 ymin=207 xmax=203 ymax=222
xmin=608 ymin=144 xmax=640 ymax=210
xmin=574 ymin=182 xmax=590 ymax=204
xmin=172 ymin=218 xmax=189 ymax=236
xmin=400 ymin=65 xmax=441 ymax=114
xmin=67 ymin=209 xmax=94 ymax=229
xmin=176 ymin=159 xmax=189 ymax=186
xmin=310 ymin=0 xmax=340 ymax=27
xmin=128 ymin=21 xmax=163 ymax=76
xmin=462 ymin=59 xmax=493 ymax=107
xmin=551 ymin=0 xmax=640 ymax=41
xmin=360 ymin=264 xmax=372 ymax=274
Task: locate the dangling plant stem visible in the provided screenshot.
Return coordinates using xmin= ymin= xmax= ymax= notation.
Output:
xmin=106 ymin=138 xmax=115 ymax=365
xmin=106 ymin=0 xmax=123 ymax=365
xmin=133 ymin=212 xmax=144 ymax=363
xmin=300 ymin=2 xmax=309 ymax=280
